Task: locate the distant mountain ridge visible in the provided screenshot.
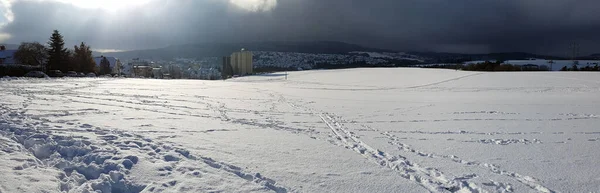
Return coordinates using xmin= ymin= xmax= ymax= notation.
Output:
xmin=582 ymin=53 xmax=600 ymax=60
xmin=99 ymin=41 xmax=394 ymax=60
xmin=9 ymin=41 xmax=596 ymax=65
xmin=96 ymin=41 xmax=588 ymax=63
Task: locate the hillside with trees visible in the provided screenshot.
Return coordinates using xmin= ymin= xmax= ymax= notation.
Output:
xmin=423 ymin=60 xmax=550 ymax=71
xmin=98 ymin=41 xmax=394 ymax=60
xmin=410 ymin=52 xmax=566 ymax=63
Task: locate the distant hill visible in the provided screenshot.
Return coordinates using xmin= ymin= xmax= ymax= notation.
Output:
xmin=99 ymin=41 xmax=395 ymax=60
xmin=565 ymin=53 xmax=600 ymax=60
xmin=579 ymin=53 xmax=600 ymax=60
xmin=96 ymin=41 xmax=576 ymax=64
xmin=409 ymin=52 xmax=566 ymax=63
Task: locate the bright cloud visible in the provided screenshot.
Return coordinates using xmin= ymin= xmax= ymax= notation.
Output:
xmin=229 ymin=0 xmax=277 ymax=12
xmin=0 ymin=0 xmax=12 ymax=42
xmin=54 ymin=0 xmax=151 ymax=11
xmin=0 ymin=0 xmax=14 ymax=24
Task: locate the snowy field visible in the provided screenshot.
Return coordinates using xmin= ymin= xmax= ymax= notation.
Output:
xmin=1 ymin=68 xmax=600 ymax=193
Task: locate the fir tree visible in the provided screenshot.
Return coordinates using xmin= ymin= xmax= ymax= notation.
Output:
xmin=73 ymin=42 xmax=96 ymax=73
xmin=47 ymin=30 xmax=70 ymax=72
xmin=99 ymin=56 xmax=112 ymax=75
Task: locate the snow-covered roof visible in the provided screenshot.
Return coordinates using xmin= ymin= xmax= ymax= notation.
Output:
xmin=0 ymin=50 xmax=18 ymax=64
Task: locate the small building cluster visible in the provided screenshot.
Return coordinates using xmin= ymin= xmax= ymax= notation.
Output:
xmin=128 ymin=59 xmax=155 ymax=78
xmin=252 ymin=51 xmax=409 ymax=69
xmin=116 ymin=49 xmax=253 ymax=80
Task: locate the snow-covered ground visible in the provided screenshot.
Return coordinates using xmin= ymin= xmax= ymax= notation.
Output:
xmin=1 ymin=68 xmax=600 ymax=193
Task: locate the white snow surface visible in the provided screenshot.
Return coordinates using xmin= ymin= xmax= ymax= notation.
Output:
xmin=1 ymin=69 xmax=600 ymax=193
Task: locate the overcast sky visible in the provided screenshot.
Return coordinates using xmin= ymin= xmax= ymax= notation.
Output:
xmin=1 ymin=0 xmax=599 ymax=55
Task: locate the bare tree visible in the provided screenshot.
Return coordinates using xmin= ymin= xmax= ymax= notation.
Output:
xmin=14 ymin=42 xmax=48 ymax=67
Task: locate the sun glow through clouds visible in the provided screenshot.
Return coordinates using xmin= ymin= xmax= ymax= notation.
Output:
xmin=229 ymin=0 xmax=277 ymax=12
xmin=57 ymin=0 xmax=151 ymax=10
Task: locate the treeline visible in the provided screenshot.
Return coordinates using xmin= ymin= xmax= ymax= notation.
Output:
xmin=462 ymin=61 xmax=549 ymax=71
xmin=560 ymin=64 xmax=600 ymax=71
xmin=423 ymin=61 xmax=549 ymax=71
xmin=2 ymin=30 xmax=111 ymax=77
xmin=415 ymin=52 xmax=566 ymax=64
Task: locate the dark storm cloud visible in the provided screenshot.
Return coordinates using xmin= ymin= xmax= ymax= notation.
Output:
xmin=1 ymin=0 xmax=600 ymax=55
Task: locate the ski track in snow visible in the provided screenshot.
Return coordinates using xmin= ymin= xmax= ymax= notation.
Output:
xmin=274 ymin=93 xmax=484 ymax=192
xmin=381 ymin=132 xmax=553 ymax=193
xmin=271 ymin=91 xmax=558 ymax=193
xmin=318 ymin=113 xmax=485 ymax=193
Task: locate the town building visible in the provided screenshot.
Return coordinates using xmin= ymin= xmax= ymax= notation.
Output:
xmin=132 ymin=66 xmax=153 ymax=78
xmin=127 ymin=59 xmax=152 ymax=78
xmin=221 ymin=56 xmax=233 ymax=78
xmin=229 ymin=49 xmax=253 ymax=76
xmin=162 ymin=64 xmax=182 ymax=79
xmin=152 ymin=67 xmax=163 ymax=79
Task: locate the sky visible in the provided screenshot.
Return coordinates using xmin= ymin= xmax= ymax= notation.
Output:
xmin=0 ymin=0 xmax=599 ymax=55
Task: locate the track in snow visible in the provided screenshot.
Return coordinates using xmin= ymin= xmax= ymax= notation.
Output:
xmin=271 ymin=90 xmax=556 ymax=193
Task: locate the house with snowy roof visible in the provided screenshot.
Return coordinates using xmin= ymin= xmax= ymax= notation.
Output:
xmin=0 ymin=45 xmax=18 ymax=65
